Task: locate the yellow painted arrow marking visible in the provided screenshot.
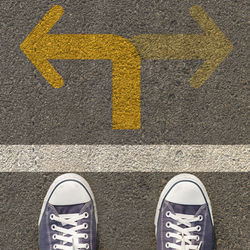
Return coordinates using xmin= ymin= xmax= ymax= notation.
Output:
xmin=20 ymin=5 xmax=141 ymax=130
xmin=20 ymin=5 xmax=233 ymax=130
xmin=130 ymin=5 xmax=233 ymax=88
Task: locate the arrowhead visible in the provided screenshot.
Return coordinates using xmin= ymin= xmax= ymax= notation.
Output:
xmin=189 ymin=6 xmax=233 ymax=88
xmin=20 ymin=5 xmax=233 ymax=89
xmin=20 ymin=5 xmax=64 ymax=88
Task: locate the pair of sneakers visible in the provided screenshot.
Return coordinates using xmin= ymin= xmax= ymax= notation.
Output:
xmin=39 ymin=173 xmax=215 ymax=250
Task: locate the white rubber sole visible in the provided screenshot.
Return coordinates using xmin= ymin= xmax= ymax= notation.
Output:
xmin=154 ymin=173 xmax=214 ymax=235
xmin=38 ymin=173 xmax=98 ymax=226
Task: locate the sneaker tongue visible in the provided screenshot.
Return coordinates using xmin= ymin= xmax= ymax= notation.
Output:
xmin=54 ymin=203 xmax=85 ymax=215
xmin=169 ymin=201 xmax=202 ymax=215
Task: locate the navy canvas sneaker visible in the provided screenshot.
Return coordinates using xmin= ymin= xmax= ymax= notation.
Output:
xmin=155 ymin=174 xmax=215 ymax=250
xmin=38 ymin=173 xmax=98 ymax=250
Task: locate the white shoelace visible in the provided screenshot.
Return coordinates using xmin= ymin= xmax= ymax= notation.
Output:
xmin=50 ymin=212 xmax=90 ymax=250
xmin=165 ymin=211 xmax=203 ymax=250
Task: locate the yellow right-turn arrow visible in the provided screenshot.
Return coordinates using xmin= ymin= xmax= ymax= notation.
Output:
xmin=130 ymin=5 xmax=233 ymax=88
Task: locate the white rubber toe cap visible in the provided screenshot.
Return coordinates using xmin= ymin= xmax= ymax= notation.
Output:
xmin=155 ymin=174 xmax=213 ymax=231
xmin=39 ymin=173 xmax=98 ymax=226
xmin=49 ymin=180 xmax=91 ymax=206
xmin=165 ymin=181 xmax=205 ymax=205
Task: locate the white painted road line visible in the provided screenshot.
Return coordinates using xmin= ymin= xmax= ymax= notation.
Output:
xmin=0 ymin=145 xmax=248 ymax=172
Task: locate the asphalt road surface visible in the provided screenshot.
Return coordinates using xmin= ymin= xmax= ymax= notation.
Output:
xmin=0 ymin=173 xmax=249 ymax=250
xmin=0 ymin=0 xmax=248 ymax=144
xmin=0 ymin=0 xmax=248 ymax=249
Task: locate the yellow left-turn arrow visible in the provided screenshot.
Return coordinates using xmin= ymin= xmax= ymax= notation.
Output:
xmin=20 ymin=5 xmax=141 ymax=130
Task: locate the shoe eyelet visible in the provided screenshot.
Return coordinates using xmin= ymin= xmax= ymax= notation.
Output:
xmin=165 ymin=222 xmax=171 ymax=228
xmin=85 ymin=243 xmax=90 ymax=249
xmin=52 ymin=234 xmax=57 ymax=240
xmin=83 ymin=212 xmax=89 ymax=218
xmin=196 ymin=225 xmax=201 ymax=232
xmin=165 ymin=242 xmax=170 ymax=248
xmin=53 ymin=244 xmax=57 ymax=249
xmin=83 ymin=223 xmax=88 ymax=229
xmin=165 ymin=211 xmax=171 ymax=217
xmin=198 ymin=215 xmax=203 ymax=221
xmin=83 ymin=233 xmax=89 ymax=239
xmin=50 ymin=214 xmax=55 ymax=220
xmin=51 ymin=224 xmax=56 ymax=231
xmin=196 ymin=235 xmax=200 ymax=241
xmin=165 ymin=232 xmax=170 ymax=238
